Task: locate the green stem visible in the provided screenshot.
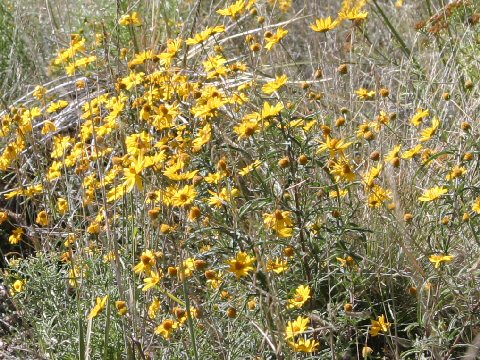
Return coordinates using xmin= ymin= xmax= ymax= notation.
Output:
xmin=77 ymin=288 xmax=86 ymax=360
xmin=182 ymin=278 xmax=199 ymax=360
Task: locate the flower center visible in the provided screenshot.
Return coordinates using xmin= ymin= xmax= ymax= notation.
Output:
xmin=294 ymin=295 xmax=304 ymax=303
xmin=235 ymin=261 xmax=245 ymax=270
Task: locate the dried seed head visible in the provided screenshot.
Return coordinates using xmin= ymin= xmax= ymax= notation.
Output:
xmin=337 ymin=63 xmax=348 ymax=75
xmin=335 ymin=117 xmax=346 ymax=127
xmin=370 ymin=151 xmax=380 ymax=161
xmin=278 ymin=157 xmax=290 ymax=168
xmin=298 ymin=154 xmax=309 ymax=165
xmin=250 ymin=43 xmax=261 ymax=52
xmin=463 ymin=152 xmax=473 ymax=161
xmin=226 ymin=307 xmax=237 ymax=318
xmin=284 ymin=246 xmax=295 ymax=257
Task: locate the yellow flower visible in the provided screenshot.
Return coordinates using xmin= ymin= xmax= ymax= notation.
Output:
xmin=429 ymin=254 xmax=453 ymax=268
xmin=446 ymin=165 xmax=466 ymax=181
xmin=370 ymin=314 xmax=391 ymax=336
xmin=115 ymin=301 xmax=128 ymax=316
xmin=368 ymin=185 xmax=391 ymax=208
xmin=317 ymin=136 xmax=352 ymax=158
xmin=287 ymin=285 xmax=311 ymax=309
xmin=263 ymin=210 xmax=294 ymax=238
xmin=260 ymin=101 xmax=284 ymax=119
xmin=310 ymin=16 xmax=340 ymax=33
xmin=158 ymin=38 xmax=183 ymax=66
xmin=41 ymin=120 xmax=57 ymax=135
xmin=148 ymin=297 xmax=161 ymax=319
xmin=128 ymin=50 xmax=156 ymax=67
xmin=119 ymin=71 xmax=145 ymax=90
xmin=125 ymin=131 xmax=153 ymax=156
xmin=186 ymin=25 xmax=225 ymax=45
xmin=118 ymin=12 xmax=142 ymax=26
xmin=207 ymin=187 xmax=238 ymax=208
xmin=88 ymin=295 xmax=109 ymax=319
xmin=133 ymin=250 xmax=156 ymax=275
xmin=288 ymin=338 xmax=319 ymax=353
xmin=203 ymin=55 xmax=228 ymax=79
xmin=45 ymin=161 xmax=62 ymax=181
xmin=178 ymin=258 xmax=196 ymax=278
xmin=68 ymin=265 xmax=84 ymax=288
xmin=285 ymin=316 xmax=309 ymax=339
xmin=248 ymin=298 xmax=257 ymax=310
xmin=472 ymin=197 xmax=480 ymax=213
xmin=155 ymin=319 xmax=178 ymax=339
xmin=336 ymin=256 xmax=356 ymax=268
xmin=339 ymin=8 xmax=368 ymax=20
xmin=356 ymin=122 xmax=375 ymax=139
xmin=12 ymin=279 xmax=25 ymax=293
xmin=52 ymin=36 xmax=85 ymax=65
xmin=192 ymin=123 xmax=212 ymax=151
xmin=122 ymin=155 xmax=148 ymax=193
xmin=226 ymin=252 xmax=256 ymax=278
xmin=264 ymin=27 xmax=289 ymax=51
xmin=262 ymin=74 xmax=288 ymax=95
xmin=363 ymin=346 xmax=374 ymax=358
xmin=410 ymin=108 xmax=429 ymax=126
xmin=171 ymin=185 xmax=197 ymax=207
xmin=401 ymin=144 xmax=423 ymax=160
xmin=267 ymin=257 xmax=288 ymax=274
xmin=339 ymin=0 xmax=368 ymax=20
xmin=418 ymin=186 xmax=448 ymax=202
xmin=329 ymin=157 xmax=356 ymax=183
xmin=142 ymin=271 xmax=163 ymax=291
xmin=103 ymin=251 xmax=115 ymax=263
xmin=0 ymin=211 xmax=8 ymax=224
xmin=355 ymin=88 xmax=375 ymax=100
xmin=65 ymin=56 xmax=97 ymax=76
xmin=204 ymin=171 xmax=224 ymax=184
xmin=5 ymin=184 xmax=43 ymax=199
xmin=36 ymin=211 xmax=49 ymax=227
xmin=234 ymin=118 xmax=260 ymax=139
xmin=51 ymin=135 xmax=73 ymax=159
xmin=329 ymin=189 xmax=348 ymax=198
xmin=57 ymin=198 xmax=69 ymax=215
xmin=47 ymin=100 xmax=69 ymax=113
xmin=206 ymin=270 xmax=223 ymax=289
xmin=419 ymin=117 xmax=440 ymax=142
xmin=384 ymin=145 xmax=402 ymax=164
xmin=239 ymin=160 xmax=262 ymax=176
xmin=268 ymin=0 xmax=292 ymax=12
xmin=33 ymin=85 xmax=47 ymax=100
xmin=362 ymin=164 xmax=382 ymax=188
xmin=374 ymin=110 xmax=390 ymax=130
xmin=174 ymin=306 xmax=200 ymax=324
xmin=217 ymin=0 xmax=245 ymax=18
xmin=87 ymin=221 xmax=101 ymax=234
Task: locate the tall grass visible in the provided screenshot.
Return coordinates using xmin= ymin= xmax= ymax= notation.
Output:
xmin=1 ymin=0 xmax=479 ymax=359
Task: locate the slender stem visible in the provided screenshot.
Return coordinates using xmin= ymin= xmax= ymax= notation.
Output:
xmin=371 ymin=0 xmax=425 ymax=77
xmin=181 ymin=274 xmax=199 ymax=360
